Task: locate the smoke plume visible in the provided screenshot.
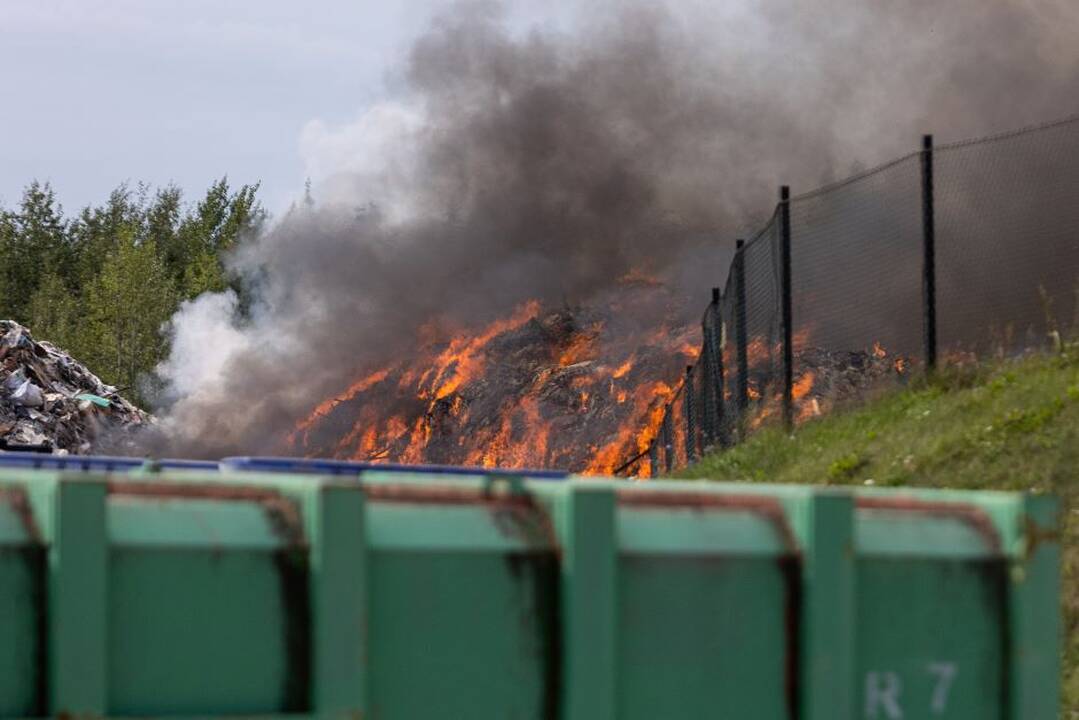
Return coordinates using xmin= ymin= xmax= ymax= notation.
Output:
xmin=152 ymin=0 xmax=1079 ymax=457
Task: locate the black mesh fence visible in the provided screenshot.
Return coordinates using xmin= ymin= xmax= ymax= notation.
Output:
xmin=935 ymin=120 xmax=1079 ymax=355
xmin=619 ymin=113 xmax=1079 ymax=478
xmin=741 ymin=216 xmax=783 ymax=422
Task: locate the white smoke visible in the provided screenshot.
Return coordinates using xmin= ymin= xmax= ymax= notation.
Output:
xmin=299 ymin=101 xmax=426 ymax=221
xmin=155 ymin=291 xmax=251 ymax=403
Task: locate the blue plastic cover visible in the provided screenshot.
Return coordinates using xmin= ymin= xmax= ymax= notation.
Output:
xmin=0 ymin=451 xmax=568 ymax=479
xmin=146 ymin=459 xmax=221 ymax=471
xmin=0 ymin=451 xmax=145 ymax=472
xmin=220 ymin=456 xmax=569 ymax=480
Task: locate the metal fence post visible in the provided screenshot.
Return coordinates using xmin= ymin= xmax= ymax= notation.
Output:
xmin=734 ymin=240 xmax=750 ymax=436
xmin=698 ymin=326 xmax=714 ymax=447
xmin=780 ymin=185 xmax=794 ymax=431
xmin=921 ymin=134 xmax=938 ymax=371
xmin=708 ymin=287 xmax=728 ymax=448
xmin=683 ymin=365 xmax=696 ymax=463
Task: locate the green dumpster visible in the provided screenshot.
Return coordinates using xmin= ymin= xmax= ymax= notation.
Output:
xmin=0 ymin=470 xmax=1058 ymax=719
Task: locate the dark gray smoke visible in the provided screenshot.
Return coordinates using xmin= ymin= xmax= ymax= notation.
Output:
xmin=153 ymin=0 xmax=1079 ymax=456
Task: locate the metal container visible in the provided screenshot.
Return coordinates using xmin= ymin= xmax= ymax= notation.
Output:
xmin=0 ymin=466 xmax=1058 ymax=719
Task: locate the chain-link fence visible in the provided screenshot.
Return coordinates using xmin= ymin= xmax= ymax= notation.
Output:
xmin=621 ymin=114 xmax=1079 ymax=477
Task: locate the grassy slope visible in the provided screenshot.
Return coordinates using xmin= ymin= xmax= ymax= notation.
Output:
xmin=678 ymin=347 xmax=1079 ymax=708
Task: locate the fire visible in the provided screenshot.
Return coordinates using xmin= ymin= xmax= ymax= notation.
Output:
xmin=290 ymin=289 xmax=694 ymax=475
xmin=612 ymin=359 xmax=634 ymax=379
xmin=585 ymin=380 xmax=675 ymax=475
xmin=792 ymin=371 xmax=815 ymax=400
xmin=559 ymin=328 xmax=600 ymax=367
xmin=290 ymin=367 xmax=392 ymax=447
xmin=289 ymin=283 xmax=910 ymax=479
xmin=427 ymin=300 xmax=542 ymax=400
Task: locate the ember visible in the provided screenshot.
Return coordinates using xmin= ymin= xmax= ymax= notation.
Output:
xmin=747 ymin=345 xmax=910 ymax=432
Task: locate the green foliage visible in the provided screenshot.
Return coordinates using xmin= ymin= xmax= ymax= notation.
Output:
xmin=27 ymin=271 xmax=79 ymax=351
xmin=80 ymin=231 xmax=176 ymax=396
xmin=0 ymin=211 xmax=13 ymax=313
xmin=3 ymin=182 xmax=70 ymax=321
xmin=176 ymin=178 xmax=263 ymax=299
xmin=0 ymin=177 xmax=263 ymax=406
xmin=827 ymin=452 xmax=867 ymax=481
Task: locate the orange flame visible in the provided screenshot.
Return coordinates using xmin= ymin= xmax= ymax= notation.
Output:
xmin=291 ymin=367 xmax=392 ymax=447
xmin=792 ymin=371 xmax=815 ymax=400
xmin=293 ymin=293 xmax=748 ymax=477
xmin=429 ymin=300 xmax=542 ymax=400
xmin=584 ymin=380 xmax=674 ymax=475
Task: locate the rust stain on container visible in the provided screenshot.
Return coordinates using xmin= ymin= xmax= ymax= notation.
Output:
xmin=1023 ymin=513 xmax=1061 ymax=558
xmin=363 ymin=483 xmax=534 ymax=507
xmin=778 ymin=554 xmax=802 ymax=720
xmin=106 ymin=481 xmax=311 ymax=712
xmin=107 ymin=481 xmax=305 ymax=546
xmin=0 ymin=485 xmax=48 ymax=713
xmin=0 ymin=486 xmax=43 ymax=543
xmin=504 ymin=552 xmax=562 ymax=720
xmin=855 ymin=496 xmax=1002 ymax=553
xmin=616 ymin=490 xmax=799 ymax=553
xmin=365 ymin=482 xmax=561 ymax=550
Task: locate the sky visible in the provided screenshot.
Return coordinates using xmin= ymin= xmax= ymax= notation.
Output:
xmin=0 ymin=0 xmax=573 ymax=214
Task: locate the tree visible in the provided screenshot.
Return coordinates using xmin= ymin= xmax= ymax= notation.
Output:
xmin=145 ymin=185 xmax=184 ymax=284
xmin=68 ymin=184 xmax=145 ymax=288
xmin=0 ymin=210 xmax=14 ymax=315
xmin=4 ymin=181 xmax=69 ymax=321
xmin=80 ymin=228 xmax=176 ymax=401
xmin=27 ymin=270 xmax=79 ymax=351
xmin=177 ymin=177 xmax=264 ymax=299
xmin=0 ymin=176 xmax=264 ymax=407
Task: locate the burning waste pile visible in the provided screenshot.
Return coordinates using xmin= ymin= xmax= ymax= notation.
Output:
xmin=780 ymin=343 xmax=912 ymax=427
xmin=289 ymin=283 xmax=699 ymax=475
xmin=0 ymin=321 xmax=150 ymax=454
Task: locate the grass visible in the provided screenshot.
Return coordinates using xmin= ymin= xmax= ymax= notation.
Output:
xmin=677 ymin=345 xmax=1079 ymax=710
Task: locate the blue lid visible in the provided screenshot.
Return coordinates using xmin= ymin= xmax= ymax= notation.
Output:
xmin=146 ymin=459 xmax=221 ymax=471
xmin=0 ymin=451 xmax=145 ymax=472
xmin=0 ymin=452 xmax=569 ymax=479
xmin=220 ymin=456 xmax=568 ymax=480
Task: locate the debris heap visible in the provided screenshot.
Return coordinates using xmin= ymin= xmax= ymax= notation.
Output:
xmin=0 ymin=321 xmax=150 ymax=454
xmin=291 ymin=294 xmax=696 ymax=473
xmin=783 ymin=345 xmax=911 ymax=425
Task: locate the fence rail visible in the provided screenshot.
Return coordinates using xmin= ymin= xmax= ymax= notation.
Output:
xmin=619 ymin=114 xmax=1079 ymax=477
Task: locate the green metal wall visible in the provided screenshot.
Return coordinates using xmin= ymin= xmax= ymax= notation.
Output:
xmin=0 ymin=471 xmax=1059 ymax=719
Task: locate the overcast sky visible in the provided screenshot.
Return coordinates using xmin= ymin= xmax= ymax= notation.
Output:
xmin=0 ymin=1 xmax=572 ymax=214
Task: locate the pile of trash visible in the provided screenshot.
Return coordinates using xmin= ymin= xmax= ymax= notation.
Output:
xmin=0 ymin=321 xmax=151 ymax=454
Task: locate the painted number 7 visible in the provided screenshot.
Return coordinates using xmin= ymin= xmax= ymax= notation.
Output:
xmin=865 ymin=662 xmax=958 ymax=718
xmin=927 ymin=662 xmax=957 ymax=714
